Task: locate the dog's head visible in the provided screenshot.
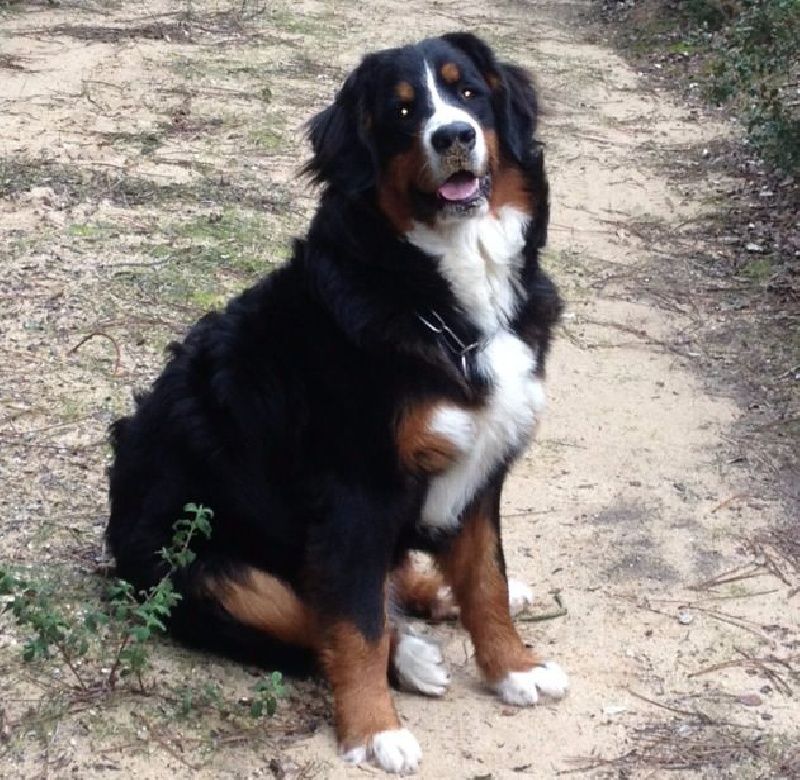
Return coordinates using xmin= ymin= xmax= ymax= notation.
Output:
xmin=304 ymin=33 xmax=542 ymax=231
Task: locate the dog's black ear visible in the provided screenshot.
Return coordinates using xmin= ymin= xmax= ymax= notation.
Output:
xmin=440 ymin=32 xmax=539 ymax=164
xmin=303 ymin=60 xmax=377 ymax=196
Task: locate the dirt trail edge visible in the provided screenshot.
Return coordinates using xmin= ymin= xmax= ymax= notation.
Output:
xmin=1 ymin=1 xmax=797 ymax=778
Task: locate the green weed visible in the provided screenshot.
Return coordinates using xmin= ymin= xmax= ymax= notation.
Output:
xmin=1 ymin=504 xmax=286 ymax=724
xmin=606 ymin=1 xmax=799 ymax=172
xmin=101 ymin=129 xmax=165 ymax=156
xmin=250 ymin=671 xmax=286 ymax=717
xmin=0 ymin=503 xmax=213 ymax=693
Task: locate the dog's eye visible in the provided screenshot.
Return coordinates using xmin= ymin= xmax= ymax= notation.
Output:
xmin=398 ymin=103 xmax=413 ymax=119
xmin=461 ymin=87 xmax=474 ymax=100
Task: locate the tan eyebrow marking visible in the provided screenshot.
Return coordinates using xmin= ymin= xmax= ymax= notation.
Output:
xmin=440 ymin=62 xmax=460 ymax=84
xmin=395 ymin=81 xmax=415 ymax=101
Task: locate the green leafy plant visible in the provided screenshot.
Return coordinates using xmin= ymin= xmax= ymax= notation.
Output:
xmin=705 ymin=0 xmax=799 ymax=169
xmin=2 ymin=501 xmax=286 ymax=731
xmin=173 ymin=681 xmax=225 ymax=720
xmin=0 ymin=503 xmax=214 ymax=693
xmin=605 ymin=1 xmax=800 ymax=172
xmin=250 ymin=671 xmax=286 ymax=718
xmin=169 ymin=673 xmax=287 ymax=722
xmin=0 ymin=570 xmax=98 ymax=690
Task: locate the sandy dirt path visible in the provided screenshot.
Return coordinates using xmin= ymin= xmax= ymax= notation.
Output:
xmin=1 ymin=1 xmax=797 ymax=778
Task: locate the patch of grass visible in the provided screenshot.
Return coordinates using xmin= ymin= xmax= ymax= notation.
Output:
xmin=100 ymin=129 xmax=165 ymax=156
xmin=111 ymin=209 xmax=288 ymax=312
xmin=740 ymin=256 xmax=773 ymax=283
xmin=186 ymin=289 xmax=227 ymax=309
xmin=268 ymin=7 xmax=335 ymax=36
xmin=666 ymin=39 xmax=699 ymax=55
xmin=0 ymin=156 xmax=290 ymax=211
xmin=67 ymin=221 xmax=121 ymax=241
xmin=167 ymin=208 xmax=289 ymax=271
xmin=248 ymin=125 xmax=284 ymax=150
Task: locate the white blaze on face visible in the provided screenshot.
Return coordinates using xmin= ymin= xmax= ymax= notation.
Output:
xmin=421 ymin=61 xmax=487 ymax=181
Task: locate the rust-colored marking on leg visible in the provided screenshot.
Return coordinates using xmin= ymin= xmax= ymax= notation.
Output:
xmin=320 ymin=623 xmax=399 ymax=749
xmin=206 ymin=568 xmax=317 ymax=650
xmin=437 ymin=500 xmax=540 ymax=682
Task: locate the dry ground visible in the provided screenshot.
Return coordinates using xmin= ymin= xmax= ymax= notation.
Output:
xmin=1 ymin=1 xmax=798 ymax=778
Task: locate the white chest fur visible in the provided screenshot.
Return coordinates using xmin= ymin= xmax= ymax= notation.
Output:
xmin=420 ymin=332 xmax=545 ymax=532
xmin=406 ymin=206 xmax=529 ymax=333
xmin=406 ymin=205 xmax=545 ymax=532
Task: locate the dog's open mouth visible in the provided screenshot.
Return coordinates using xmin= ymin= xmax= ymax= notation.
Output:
xmin=436 ymin=171 xmax=481 ymax=204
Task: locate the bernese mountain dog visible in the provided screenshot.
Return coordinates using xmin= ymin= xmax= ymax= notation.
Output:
xmin=107 ymin=32 xmax=567 ymax=774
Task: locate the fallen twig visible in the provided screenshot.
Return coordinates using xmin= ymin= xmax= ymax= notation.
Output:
xmin=688 ymin=563 xmax=767 ymax=591
xmin=709 ymin=493 xmax=749 ymax=513
xmin=516 ymin=590 xmax=568 ymax=622
xmin=69 ymin=332 xmax=122 ymax=375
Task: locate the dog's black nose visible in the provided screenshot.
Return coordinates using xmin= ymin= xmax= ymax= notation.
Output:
xmin=431 ymin=122 xmax=476 ymax=153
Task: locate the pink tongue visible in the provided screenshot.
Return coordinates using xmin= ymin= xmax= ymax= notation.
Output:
xmin=437 ymin=176 xmax=479 ymax=201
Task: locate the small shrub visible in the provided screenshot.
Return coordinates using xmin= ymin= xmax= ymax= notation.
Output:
xmin=2 ymin=503 xmax=286 ymax=732
xmin=604 ymin=0 xmax=800 ymax=172
xmin=250 ymin=671 xmax=286 ymax=718
xmin=705 ymin=0 xmax=800 ymax=170
xmin=0 ymin=503 xmax=213 ymax=692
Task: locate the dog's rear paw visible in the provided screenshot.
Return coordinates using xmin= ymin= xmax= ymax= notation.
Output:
xmin=494 ymin=661 xmax=570 ymax=706
xmin=430 ymin=585 xmax=459 ymax=620
xmin=394 ymin=631 xmax=450 ymax=696
xmin=343 ymin=729 xmax=421 ymax=774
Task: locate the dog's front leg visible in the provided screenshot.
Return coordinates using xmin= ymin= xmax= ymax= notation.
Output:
xmin=436 ymin=477 xmax=569 ymax=706
xmin=311 ymin=491 xmax=421 ymax=774
xmin=320 ymin=619 xmax=420 ymax=773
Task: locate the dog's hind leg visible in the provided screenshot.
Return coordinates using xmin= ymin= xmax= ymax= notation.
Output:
xmin=205 ymin=567 xmax=317 ymax=651
xmin=390 ymin=553 xmax=458 ymax=621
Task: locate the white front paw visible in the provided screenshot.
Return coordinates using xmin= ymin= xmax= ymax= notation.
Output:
xmin=342 ymin=728 xmax=422 ymax=774
xmin=372 ymin=728 xmax=422 ymax=774
xmin=494 ymin=661 xmax=570 ymax=706
xmin=507 ymin=578 xmax=534 ymax=616
xmin=394 ymin=631 xmax=450 ymax=697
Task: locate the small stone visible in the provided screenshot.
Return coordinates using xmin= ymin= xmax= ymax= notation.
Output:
xmin=736 ymin=693 xmax=762 ymax=707
xmin=677 ymin=607 xmax=694 ymax=625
